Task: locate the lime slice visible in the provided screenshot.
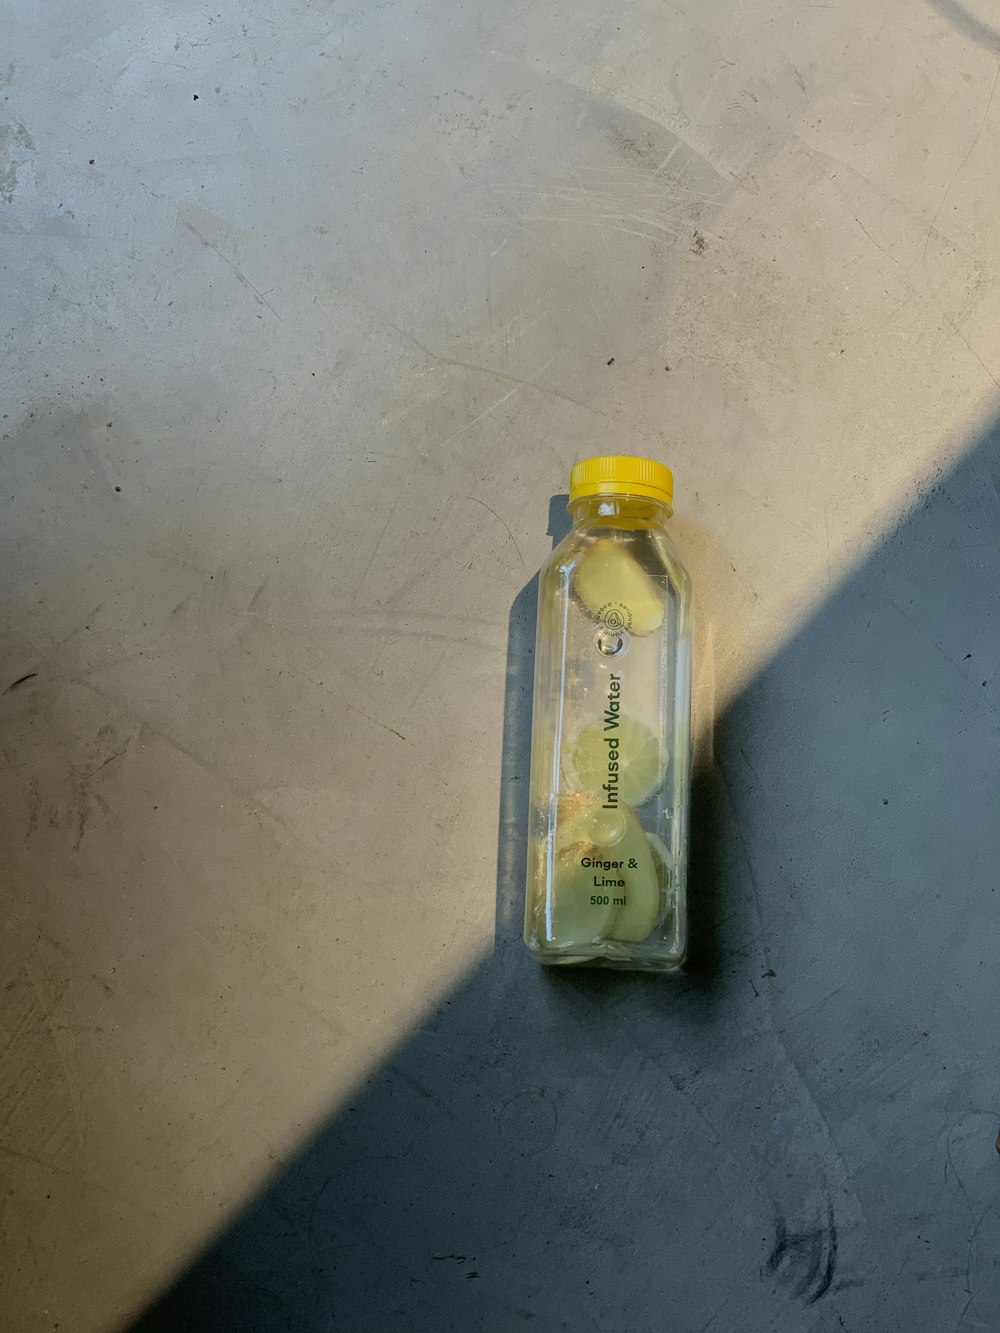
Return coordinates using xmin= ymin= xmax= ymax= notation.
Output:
xmin=575 ymin=538 xmax=663 ymax=635
xmin=537 ymin=793 xmax=669 ymax=949
xmin=538 ymin=793 xmax=627 ymax=949
xmin=543 ymin=847 xmax=617 ymax=947
xmin=568 ymin=714 xmax=667 ymax=808
xmin=608 ymin=815 xmax=662 ymax=942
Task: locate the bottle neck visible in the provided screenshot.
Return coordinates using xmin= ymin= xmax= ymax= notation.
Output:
xmin=569 ymin=493 xmax=672 ymax=528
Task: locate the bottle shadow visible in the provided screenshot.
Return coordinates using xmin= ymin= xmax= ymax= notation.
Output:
xmin=491 ymin=496 xmax=566 ymax=948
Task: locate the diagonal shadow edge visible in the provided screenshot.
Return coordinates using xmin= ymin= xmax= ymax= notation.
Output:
xmin=125 ymin=422 xmax=1000 ymax=1332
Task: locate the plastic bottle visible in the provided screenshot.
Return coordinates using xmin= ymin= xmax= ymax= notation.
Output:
xmin=523 ymin=455 xmax=693 ymax=970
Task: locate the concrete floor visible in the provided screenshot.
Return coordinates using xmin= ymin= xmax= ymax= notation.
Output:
xmin=3 ymin=1 xmax=1000 ymax=1330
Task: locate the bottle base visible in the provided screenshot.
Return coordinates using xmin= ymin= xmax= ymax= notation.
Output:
xmin=524 ymin=939 xmax=686 ymax=973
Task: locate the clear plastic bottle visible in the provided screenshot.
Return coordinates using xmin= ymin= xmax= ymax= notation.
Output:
xmin=523 ymin=455 xmax=693 ymax=970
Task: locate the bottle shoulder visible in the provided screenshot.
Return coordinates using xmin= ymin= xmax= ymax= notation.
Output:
xmin=541 ymin=524 xmax=691 ymax=593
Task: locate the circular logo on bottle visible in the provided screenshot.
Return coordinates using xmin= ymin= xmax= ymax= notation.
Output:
xmin=598 ymin=602 xmax=632 ymax=632
xmin=595 ymin=602 xmax=632 ymax=656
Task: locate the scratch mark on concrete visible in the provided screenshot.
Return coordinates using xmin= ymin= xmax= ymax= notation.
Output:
xmin=921 ymin=58 xmax=1000 ymax=397
xmin=729 ymin=558 xmax=758 ymax=600
xmin=183 ymin=219 xmax=282 ymax=320
xmin=4 ymin=671 xmax=37 ymax=693
xmin=854 ymin=215 xmax=906 ymax=272
xmin=349 ymin=704 xmax=406 ymax=741
xmin=346 ymin=285 xmax=622 ymax=428
xmin=23 ymin=957 xmax=85 ymax=1150
xmin=468 ymin=497 xmax=524 ymax=564
xmin=93 ymin=741 xmax=129 ymax=774
xmin=427 ymin=377 xmax=533 ymax=455
xmin=351 ymin=494 xmax=403 ymax=601
xmin=249 ymin=577 xmax=270 ymax=612
xmin=0 ymin=1143 xmax=175 ymax=1222
xmin=739 ymin=748 xmax=760 ymax=783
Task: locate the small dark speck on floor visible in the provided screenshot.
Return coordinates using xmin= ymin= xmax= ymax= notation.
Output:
xmin=106 ymin=421 xmax=112 ymax=428
xmin=995 ymin=1127 xmax=1000 ymax=1154
xmin=114 ymin=485 xmax=121 ymax=492
xmin=193 ymin=94 xmax=199 ymax=100
xmin=763 ymin=968 xmax=776 ymax=978
xmin=692 ymin=230 xmax=706 ymax=254
xmin=88 ymin=158 xmax=94 ymax=165
xmin=664 ymin=364 xmax=671 ymax=371
xmin=882 ymin=798 xmax=889 ymax=805
xmin=965 ymin=653 xmax=972 ymax=659
xmin=607 ymin=357 xmax=615 ymax=365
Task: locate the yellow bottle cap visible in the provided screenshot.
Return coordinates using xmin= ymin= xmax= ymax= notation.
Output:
xmin=569 ymin=455 xmax=674 ymax=509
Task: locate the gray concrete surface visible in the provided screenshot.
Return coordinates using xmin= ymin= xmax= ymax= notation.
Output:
xmin=2 ymin=1 xmax=999 ymax=1330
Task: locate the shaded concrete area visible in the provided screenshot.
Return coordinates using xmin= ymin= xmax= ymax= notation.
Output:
xmin=129 ymin=425 xmax=1000 ymax=1332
